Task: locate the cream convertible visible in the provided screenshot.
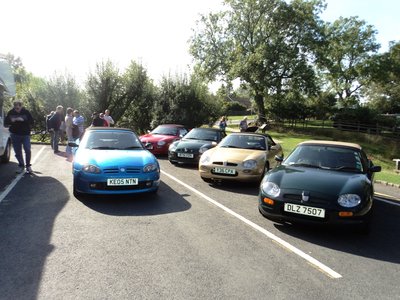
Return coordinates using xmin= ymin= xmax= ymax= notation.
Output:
xmin=199 ymin=133 xmax=283 ymax=183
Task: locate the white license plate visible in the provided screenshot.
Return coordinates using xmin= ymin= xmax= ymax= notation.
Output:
xmin=107 ymin=178 xmax=138 ymax=186
xmin=284 ymin=203 xmax=325 ymax=218
xmin=177 ymin=153 xmax=194 ymax=158
xmin=213 ymin=167 xmax=236 ymax=175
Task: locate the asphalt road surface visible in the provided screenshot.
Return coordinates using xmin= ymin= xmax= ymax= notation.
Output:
xmin=0 ymin=144 xmax=399 ymax=300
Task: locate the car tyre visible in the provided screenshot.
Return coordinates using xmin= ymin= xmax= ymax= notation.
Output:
xmin=260 ymin=162 xmax=270 ymax=181
xmin=0 ymin=139 xmax=11 ymax=163
xmin=201 ymin=177 xmax=213 ymax=183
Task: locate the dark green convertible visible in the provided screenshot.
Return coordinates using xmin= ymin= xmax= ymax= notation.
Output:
xmin=258 ymin=140 xmax=381 ymax=232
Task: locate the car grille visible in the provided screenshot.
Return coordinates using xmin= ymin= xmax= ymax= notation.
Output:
xmin=283 ymin=193 xmax=330 ymax=205
xmin=176 ymin=148 xmax=196 ymax=153
xmin=90 ymin=181 xmax=153 ymax=191
xmin=212 ymin=161 xmax=238 ymax=166
xmin=103 ymin=167 xmax=142 ymax=174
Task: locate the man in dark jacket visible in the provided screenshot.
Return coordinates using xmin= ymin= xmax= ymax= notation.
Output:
xmin=48 ymin=105 xmax=64 ymax=153
xmin=5 ymin=100 xmax=34 ymax=174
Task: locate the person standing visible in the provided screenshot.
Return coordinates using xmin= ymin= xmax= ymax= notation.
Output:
xmin=64 ymin=107 xmax=74 ymax=159
xmin=48 ymin=105 xmax=64 ymax=153
xmin=219 ymin=116 xmax=227 ymax=134
xmin=239 ymin=116 xmax=248 ymax=132
xmin=104 ymin=109 xmax=114 ymax=127
xmin=4 ymin=100 xmax=34 ymax=174
xmin=91 ymin=112 xmax=105 ymax=127
xmin=73 ymin=110 xmax=85 ymax=139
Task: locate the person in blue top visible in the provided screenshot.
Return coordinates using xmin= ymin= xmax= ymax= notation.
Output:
xmin=5 ymin=100 xmax=34 ymax=174
xmin=219 ymin=116 xmax=227 ymax=134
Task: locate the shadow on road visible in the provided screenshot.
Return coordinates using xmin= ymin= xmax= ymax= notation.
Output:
xmin=78 ymin=181 xmax=192 ymax=216
xmin=0 ymin=175 xmax=69 ymax=299
xmin=207 ymin=181 xmax=260 ymax=196
xmin=0 ymin=161 xmax=18 ymax=191
xmin=273 ymin=197 xmax=400 ymax=264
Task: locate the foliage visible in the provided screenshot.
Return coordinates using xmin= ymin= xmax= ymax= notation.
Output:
xmin=223 ymin=101 xmax=247 ymax=114
xmin=152 ymin=74 xmax=222 ymax=129
xmin=316 ymin=16 xmax=380 ymax=107
xmin=190 ymin=0 xmax=324 ymax=121
xmin=117 ymin=61 xmax=158 ymax=133
xmin=365 ymin=41 xmax=400 ymax=114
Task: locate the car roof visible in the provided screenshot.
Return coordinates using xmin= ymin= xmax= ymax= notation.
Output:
xmin=157 ymin=124 xmax=185 ymax=127
xmin=299 ymin=140 xmax=362 ymax=150
xmin=229 ymin=132 xmax=270 ymax=138
xmin=86 ymin=127 xmax=133 ymax=132
xmin=192 ymin=127 xmax=223 ymax=132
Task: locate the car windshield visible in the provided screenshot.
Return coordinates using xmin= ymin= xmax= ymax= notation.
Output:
xmin=184 ymin=128 xmax=219 ymax=141
xmin=81 ymin=131 xmax=144 ymax=150
xmin=219 ymin=134 xmax=266 ymax=150
xmin=151 ymin=126 xmax=178 ymax=136
xmin=283 ymin=145 xmax=365 ymax=173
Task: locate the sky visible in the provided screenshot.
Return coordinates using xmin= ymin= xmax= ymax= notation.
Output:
xmin=1 ymin=0 xmax=399 ymax=86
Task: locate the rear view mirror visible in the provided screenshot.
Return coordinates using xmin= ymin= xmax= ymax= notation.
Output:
xmin=68 ymin=142 xmax=79 ymax=148
xmin=370 ymin=165 xmax=381 ymax=173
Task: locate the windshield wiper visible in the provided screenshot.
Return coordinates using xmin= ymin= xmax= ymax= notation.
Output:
xmin=91 ymin=146 xmax=118 ymax=150
xmin=121 ymin=146 xmax=143 ymax=149
xmin=221 ymin=145 xmax=239 ymax=148
xmin=289 ymin=163 xmax=321 ymax=168
xmin=332 ymin=166 xmax=361 ymax=172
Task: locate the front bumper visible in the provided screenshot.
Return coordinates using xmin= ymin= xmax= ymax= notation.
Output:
xmin=258 ymin=193 xmax=372 ymax=226
xmin=199 ymin=164 xmax=263 ymax=183
xmin=73 ymin=171 xmax=160 ymax=195
xmin=168 ymin=151 xmax=201 ymax=165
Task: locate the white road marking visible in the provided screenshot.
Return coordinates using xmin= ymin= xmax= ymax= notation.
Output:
xmin=161 ymin=170 xmax=342 ymax=279
xmin=375 ymin=197 xmax=400 ymax=207
xmin=0 ymin=146 xmax=46 ymax=204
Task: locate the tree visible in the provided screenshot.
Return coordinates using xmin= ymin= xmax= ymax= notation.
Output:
xmin=85 ymin=60 xmax=123 ymax=118
xmin=117 ymin=61 xmax=157 ymax=132
xmin=316 ymin=16 xmax=380 ymax=107
xmin=190 ymin=0 xmax=324 ymax=122
xmin=153 ymin=74 xmax=222 ymax=128
xmin=365 ymin=41 xmax=400 ymax=114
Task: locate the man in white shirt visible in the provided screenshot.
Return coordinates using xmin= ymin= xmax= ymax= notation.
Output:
xmin=104 ymin=109 xmax=114 ymax=127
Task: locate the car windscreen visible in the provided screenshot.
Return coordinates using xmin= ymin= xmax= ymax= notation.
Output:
xmin=184 ymin=129 xmax=219 ymax=141
xmin=151 ymin=126 xmax=178 ymax=136
xmin=284 ymin=145 xmax=365 ymax=172
xmin=81 ymin=131 xmax=144 ymax=150
xmin=219 ymin=134 xmax=266 ymax=150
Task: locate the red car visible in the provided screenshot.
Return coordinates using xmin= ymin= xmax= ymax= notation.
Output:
xmin=140 ymin=124 xmax=188 ymax=155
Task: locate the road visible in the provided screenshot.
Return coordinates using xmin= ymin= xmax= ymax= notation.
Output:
xmin=0 ymin=144 xmax=399 ymax=299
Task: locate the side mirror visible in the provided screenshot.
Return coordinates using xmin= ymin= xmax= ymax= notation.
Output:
xmin=275 ymin=155 xmax=284 ymax=162
xmin=370 ymin=165 xmax=381 ymax=173
xmin=68 ymin=142 xmax=79 ymax=147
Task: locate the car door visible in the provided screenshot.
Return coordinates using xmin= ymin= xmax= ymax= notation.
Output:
xmin=266 ymin=135 xmax=282 ymax=168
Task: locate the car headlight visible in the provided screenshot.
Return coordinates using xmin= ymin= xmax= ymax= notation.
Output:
xmin=82 ymin=164 xmax=101 ymax=174
xmin=143 ymin=163 xmax=159 ymax=173
xmin=243 ymin=159 xmax=257 ymax=169
xmin=337 ymin=194 xmax=361 ymax=207
xmin=199 ymin=146 xmax=209 ymax=154
xmin=157 ymin=140 xmax=166 ymax=146
xmin=169 ymin=142 xmax=178 ymax=151
xmin=200 ymin=154 xmax=211 ymax=164
xmin=261 ymin=182 xmax=280 ymax=197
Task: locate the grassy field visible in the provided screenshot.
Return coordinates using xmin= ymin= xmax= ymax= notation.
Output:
xmin=226 ymin=124 xmax=400 ymax=185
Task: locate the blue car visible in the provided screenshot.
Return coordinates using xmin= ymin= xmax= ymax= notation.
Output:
xmin=72 ymin=127 xmax=160 ymax=197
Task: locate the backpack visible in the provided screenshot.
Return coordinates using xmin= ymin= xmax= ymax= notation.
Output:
xmin=72 ymin=124 xmax=80 ymax=139
xmin=46 ymin=114 xmax=54 ymax=131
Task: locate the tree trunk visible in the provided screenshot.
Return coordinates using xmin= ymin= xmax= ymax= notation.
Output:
xmin=254 ymin=93 xmax=266 ymax=124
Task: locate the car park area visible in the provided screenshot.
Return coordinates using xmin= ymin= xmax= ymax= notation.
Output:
xmin=0 ymin=144 xmax=400 ymax=299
